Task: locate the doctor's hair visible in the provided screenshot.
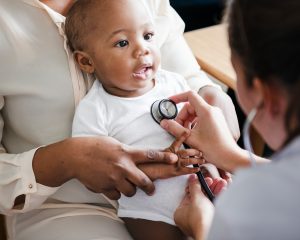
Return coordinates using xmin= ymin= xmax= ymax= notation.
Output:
xmin=65 ymin=0 xmax=109 ymax=52
xmin=225 ymin=0 xmax=300 ymax=142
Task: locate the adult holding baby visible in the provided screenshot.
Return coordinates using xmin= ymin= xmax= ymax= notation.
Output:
xmin=0 ymin=0 xmax=237 ymax=239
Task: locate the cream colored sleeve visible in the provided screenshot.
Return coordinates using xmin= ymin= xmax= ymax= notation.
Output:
xmin=153 ymin=0 xmax=220 ymax=91
xmin=0 ymin=97 xmax=58 ymax=216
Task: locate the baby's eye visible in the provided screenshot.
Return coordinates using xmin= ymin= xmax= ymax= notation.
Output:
xmin=144 ymin=32 xmax=154 ymax=41
xmin=115 ymin=40 xmax=129 ymax=48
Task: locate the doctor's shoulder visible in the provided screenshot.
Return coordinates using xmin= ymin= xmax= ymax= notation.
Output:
xmin=212 ymin=161 xmax=300 ymax=239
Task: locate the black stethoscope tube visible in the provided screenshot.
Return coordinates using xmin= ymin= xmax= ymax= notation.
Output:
xmin=183 ymin=143 xmax=215 ymax=202
xmin=151 ymin=99 xmax=215 ymax=202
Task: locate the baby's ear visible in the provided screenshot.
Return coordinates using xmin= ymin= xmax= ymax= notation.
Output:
xmin=74 ymin=51 xmax=94 ymax=74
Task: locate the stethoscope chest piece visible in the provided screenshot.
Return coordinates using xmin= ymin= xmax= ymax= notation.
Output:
xmin=151 ymin=99 xmax=178 ymax=124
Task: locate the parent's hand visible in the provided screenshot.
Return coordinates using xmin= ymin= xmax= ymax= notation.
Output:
xmin=160 ymin=91 xmax=242 ymax=172
xmin=34 ymin=136 xmax=178 ymax=200
xmin=139 ymin=134 xmax=205 ymax=181
xmin=72 ymin=136 xmax=181 ymax=200
xmin=198 ymin=86 xmax=240 ymax=141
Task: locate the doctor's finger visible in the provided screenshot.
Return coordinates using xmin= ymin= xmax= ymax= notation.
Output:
xmin=187 ymin=174 xmax=206 ymax=201
xmin=170 ymin=91 xmax=211 ymax=117
xmin=218 ymin=169 xmax=233 ymax=184
xmin=175 ymin=103 xmax=196 ymax=126
xmin=207 ymin=178 xmax=227 ymax=195
xmin=161 ymin=119 xmax=190 ymax=141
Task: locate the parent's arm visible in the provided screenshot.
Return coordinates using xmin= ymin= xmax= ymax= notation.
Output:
xmin=0 ymin=96 xmax=178 ymax=215
xmin=33 ymin=136 xmax=179 ymax=200
xmin=0 ymin=135 xmax=177 ymax=215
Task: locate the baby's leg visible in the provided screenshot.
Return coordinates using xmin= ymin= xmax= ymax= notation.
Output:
xmin=122 ymin=218 xmax=187 ymax=240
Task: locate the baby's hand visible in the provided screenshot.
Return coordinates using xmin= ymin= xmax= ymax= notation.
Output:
xmin=164 ymin=133 xmax=205 ymax=174
xmin=138 ymin=135 xmax=204 ymax=181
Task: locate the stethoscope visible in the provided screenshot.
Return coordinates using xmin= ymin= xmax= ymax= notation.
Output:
xmin=151 ymin=99 xmax=215 ymax=202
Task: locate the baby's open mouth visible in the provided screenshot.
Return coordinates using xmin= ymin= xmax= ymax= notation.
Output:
xmin=133 ymin=65 xmax=152 ymax=79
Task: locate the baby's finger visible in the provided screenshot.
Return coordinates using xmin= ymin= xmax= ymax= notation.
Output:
xmin=177 ymin=149 xmax=202 ymax=158
xmin=179 ymin=157 xmax=205 ymax=167
xmin=167 ymin=130 xmax=190 ymax=153
xmin=177 ymin=166 xmax=201 ymax=175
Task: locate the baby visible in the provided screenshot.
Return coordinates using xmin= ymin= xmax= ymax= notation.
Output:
xmin=66 ymin=0 xmax=204 ymax=239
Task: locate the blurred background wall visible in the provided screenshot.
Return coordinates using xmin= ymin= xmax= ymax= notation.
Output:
xmin=170 ymin=0 xmax=225 ymax=31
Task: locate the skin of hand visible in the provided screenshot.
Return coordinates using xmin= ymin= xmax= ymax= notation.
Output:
xmin=139 ymin=134 xmax=205 ymax=180
xmin=174 ymin=174 xmax=221 ymax=240
xmin=161 ymin=91 xmax=250 ymax=173
xmin=40 ymin=0 xmax=74 ymax=16
xmin=198 ymin=86 xmax=240 ymax=141
xmin=33 ymin=136 xmax=179 ymax=200
xmin=200 ymin=165 xmax=232 ymax=185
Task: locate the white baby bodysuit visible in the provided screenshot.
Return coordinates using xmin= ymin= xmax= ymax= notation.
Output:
xmin=72 ymin=69 xmax=190 ymax=225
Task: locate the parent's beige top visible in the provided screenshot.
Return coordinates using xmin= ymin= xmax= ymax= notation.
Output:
xmin=0 ymin=0 xmax=214 ymax=216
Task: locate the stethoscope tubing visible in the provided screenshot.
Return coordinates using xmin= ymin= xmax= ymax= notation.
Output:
xmin=183 ymin=143 xmax=215 ymax=202
xmin=151 ymin=99 xmax=215 ymax=203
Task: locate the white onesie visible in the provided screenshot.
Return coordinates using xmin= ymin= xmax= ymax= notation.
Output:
xmin=72 ymin=69 xmax=190 ymax=225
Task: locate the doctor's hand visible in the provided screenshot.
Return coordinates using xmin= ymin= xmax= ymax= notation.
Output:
xmin=198 ymin=86 xmax=240 ymax=141
xmin=174 ymin=174 xmax=218 ymax=240
xmin=160 ymin=91 xmax=242 ymax=173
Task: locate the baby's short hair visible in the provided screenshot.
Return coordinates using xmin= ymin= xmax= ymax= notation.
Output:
xmin=65 ymin=0 xmax=108 ymax=52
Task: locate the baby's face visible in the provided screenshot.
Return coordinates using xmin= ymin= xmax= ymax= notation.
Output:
xmin=85 ymin=0 xmax=160 ymax=97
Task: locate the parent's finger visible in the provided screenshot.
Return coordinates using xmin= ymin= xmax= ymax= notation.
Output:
xmin=128 ymin=147 xmax=178 ymax=164
xmin=124 ymin=163 xmax=155 ymax=196
xmin=116 ymin=179 xmax=137 ymax=197
xmin=103 ymin=189 xmax=121 ymax=200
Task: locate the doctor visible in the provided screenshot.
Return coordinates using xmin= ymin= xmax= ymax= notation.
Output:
xmin=161 ymin=0 xmax=300 ymax=239
xmin=0 ymin=0 xmax=238 ymax=239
